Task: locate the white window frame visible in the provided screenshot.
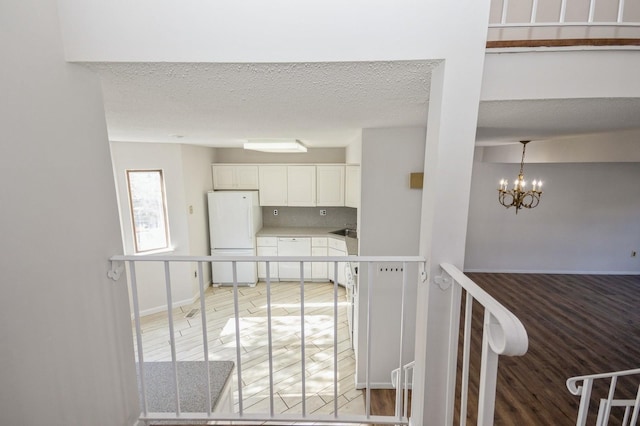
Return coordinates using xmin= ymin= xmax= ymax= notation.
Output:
xmin=125 ymin=169 xmax=171 ymax=253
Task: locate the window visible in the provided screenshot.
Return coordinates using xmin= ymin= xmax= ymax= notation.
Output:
xmin=126 ymin=170 xmax=170 ymax=253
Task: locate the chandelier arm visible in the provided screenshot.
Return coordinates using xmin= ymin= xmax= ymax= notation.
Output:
xmin=528 ymin=193 xmax=541 ymax=209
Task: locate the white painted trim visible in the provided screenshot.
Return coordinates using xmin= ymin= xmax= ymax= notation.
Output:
xmin=133 ymin=284 xmax=209 ymax=318
xmin=463 ymin=268 xmax=640 ymax=275
xmin=136 ymin=295 xmax=196 ymax=317
xmin=132 ymin=419 xmax=145 ymax=426
xmin=355 ymin=381 xmax=395 ymax=390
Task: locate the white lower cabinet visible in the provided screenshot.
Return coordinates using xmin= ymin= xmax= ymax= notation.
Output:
xmin=257 ymin=246 xmax=278 ymax=280
xmin=257 ymin=235 xmax=347 ymax=283
xmin=327 ymin=237 xmax=347 ymax=285
xmin=311 ymin=237 xmax=328 ymax=280
xmin=257 ymin=237 xmax=278 ymax=280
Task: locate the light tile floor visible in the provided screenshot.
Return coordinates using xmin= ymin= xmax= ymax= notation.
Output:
xmin=134 ymin=281 xmax=365 ymax=421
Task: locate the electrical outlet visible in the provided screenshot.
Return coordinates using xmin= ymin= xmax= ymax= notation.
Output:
xmin=188 ymin=205 xmax=194 ymax=214
xmin=632 ymin=251 xmax=637 ymax=258
xmin=194 ymin=270 xmax=198 ymax=278
xmin=320 ymin=209 xmax=327 ymax=216
xmin=273 ymin=209 xmax=278 ymax=216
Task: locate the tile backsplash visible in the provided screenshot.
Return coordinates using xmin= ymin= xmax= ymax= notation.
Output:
xmin=262 ymin=207 xmax=357 ymax=229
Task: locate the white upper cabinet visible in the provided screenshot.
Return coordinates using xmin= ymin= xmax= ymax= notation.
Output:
xmin=256 ymin=163 xmax=350 ymax=207
xmin=287 ymin=165 xmax=316 ymax=206
xmin=258 ymin=165 xmax=288 ymax=206
xmin=345 ymin=165 xmax=360 ymax=209
xmin=316 ymin=165 xmax=345 ymax=206
xmin=212 ymin=165 xmax=259 ymax=190
xmin=235 ymin=166 xmax=260 ymax=189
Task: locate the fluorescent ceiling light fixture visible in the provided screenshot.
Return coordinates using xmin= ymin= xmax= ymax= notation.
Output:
xmin=244 ymin=139 xmax=307 ymax=153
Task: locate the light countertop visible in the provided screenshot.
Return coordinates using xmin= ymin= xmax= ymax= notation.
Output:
xmin=257 ymin=226 xmax=358 ymax=255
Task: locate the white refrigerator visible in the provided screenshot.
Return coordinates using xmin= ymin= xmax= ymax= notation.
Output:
xmin=208 ymin=191 xmax=262 ymax=286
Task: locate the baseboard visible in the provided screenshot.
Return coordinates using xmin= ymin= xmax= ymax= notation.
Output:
xmin=135 ymin=282 xmax=211 ymax=318
xmin=355 ymin=381 xmax=395 ymax=390
xmin=463 ymin=268 xmax=640 ymax=275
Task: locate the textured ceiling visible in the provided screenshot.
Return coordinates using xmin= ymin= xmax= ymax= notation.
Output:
xmin=477 ymin=98 xmax=640 ymax=144
xmin=89 ymin=61 xmax=438 ymax=147
xmin=89 ymin=61 xmax=640 ymax=148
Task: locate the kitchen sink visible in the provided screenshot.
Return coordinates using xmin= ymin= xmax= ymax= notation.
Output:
xmin=330 ymin=228 xmax=358 ymax=238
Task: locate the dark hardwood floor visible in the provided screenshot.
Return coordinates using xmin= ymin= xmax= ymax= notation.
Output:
xmin=369 ymin=274 xmax=640 ymax=424
xmin=461 ymin=273 xmax=640 ymax=425
xmin=368 ymin=389 xmax=411 ymax=425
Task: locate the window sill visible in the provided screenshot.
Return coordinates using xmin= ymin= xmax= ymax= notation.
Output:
xmin=134 ymin=247 xmax=176 ymax=256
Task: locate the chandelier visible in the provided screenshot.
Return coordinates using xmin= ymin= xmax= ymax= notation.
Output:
xmin=497 ymin=141 xmax=543 ymax=214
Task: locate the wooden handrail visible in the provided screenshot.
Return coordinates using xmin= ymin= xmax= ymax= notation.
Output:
xmin=487 ymin=38 xmax=640 ymax=48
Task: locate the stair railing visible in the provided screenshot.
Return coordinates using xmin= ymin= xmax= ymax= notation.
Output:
xmin=438 ymin=263 xmax=529 ymax=426
xmin=567 ymin=368 xmax=640 ymax=425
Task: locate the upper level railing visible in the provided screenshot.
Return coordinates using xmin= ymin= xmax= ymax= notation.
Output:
xmin=110 ymin=254 xmax=423 ymax=425
xmin=108 ymin=255 xmax=529 ymax=425
xmin=487 ymin=0 xmax=640 ymax=45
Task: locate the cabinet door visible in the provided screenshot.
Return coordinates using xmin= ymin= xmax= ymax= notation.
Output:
xmin=235 ymin=166 xmax=259 ymax=189
xmin=345 ymin=165 xmax=360 ymax=208
xmin=311 ymin=246 xmax=328 ymax=280
xmin=287 ymin=166 xmax=316 ymax=206
xmin=212 ymin=165 xmax=259 ymax=190
xmin=258 ymin=166 xmax=288 ymax=206
xmin=257 ymin=246 xmax=278 ymax=280
xmin=337 ymin=257 xmax=346 ymax=286
xmin=212 ymin=165 xmax=236 ymax=189
xmin=327 ymin=247 xmax=346 ymax=284
xmin=317 ymin=165 xmax=345 ymax=206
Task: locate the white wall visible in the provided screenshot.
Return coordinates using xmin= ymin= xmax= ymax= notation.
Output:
xmin=482 ymin=51 xmax=640 ymax=101
xmin=181 ymin=144 xmax=217 ymax=290
xmin=57 ymin=0 xmax=485 ymax=63
xmin=360 ymin=128 xmax=426 ymax=256
xmin=465 ymin=159 xmax=640 ymax=273
xmin=345 ymin=132 xmax=363 ymax=165
xmin=356 ymin=127 xmax=426 ymax=386
xmin=0 ymin=1 xmax=138 ymax=424
xmin=110 ymin=142 xmax=198 ymax=314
